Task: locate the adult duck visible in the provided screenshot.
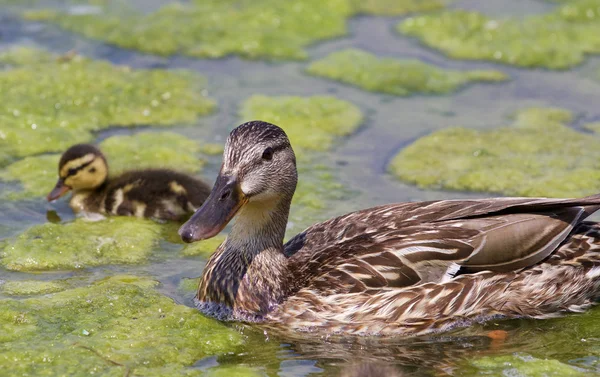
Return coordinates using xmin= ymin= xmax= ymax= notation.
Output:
xmin=179 ymin=121 xmax=600 ymax=336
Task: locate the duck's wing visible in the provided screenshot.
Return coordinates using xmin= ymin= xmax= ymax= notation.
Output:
xmin=284 ymin=195 xmax=600 ymax=293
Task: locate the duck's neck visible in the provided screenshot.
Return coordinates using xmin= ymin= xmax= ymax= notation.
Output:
xmin=198 ymin=195 xmax=292 ymax=318
xmin=70 ymin=180 xmax=109 ymax=213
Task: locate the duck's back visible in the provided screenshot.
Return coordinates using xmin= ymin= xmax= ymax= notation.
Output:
xmin=103 ymin=169 xmax=211 ymax=220
xmin=276 ymin=196 xmax=600 ymax=335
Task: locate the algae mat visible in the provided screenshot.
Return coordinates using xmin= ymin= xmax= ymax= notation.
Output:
xmin=0 ymin=275 xmax=259 ymax=376
xmin=390 ymin=107 xmax=600 ymax=197
xmin=23 ymin=0 xmax=444 ymax=60
xmin=0 ymin=47 xmax=214 ymax=163
xmin=399 ymin=0 xmax=600 ymax=69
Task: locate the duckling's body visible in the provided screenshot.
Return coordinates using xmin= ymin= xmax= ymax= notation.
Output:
xmin=179 ymin=121 xmax=600 ymax=337
xmin=48 ymin=144 xmax=210 ymax=221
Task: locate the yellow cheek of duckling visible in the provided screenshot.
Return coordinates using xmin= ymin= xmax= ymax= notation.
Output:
xmin=64 ymin=158 xmax=107 ymax=190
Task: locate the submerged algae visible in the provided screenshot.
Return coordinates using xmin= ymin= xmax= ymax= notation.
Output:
xmin=0 ymin=217 xmax=161 ymax=271
xmin=99 ymin=131 xmax=206 ymax=174
xmin=1 ymin=280 xmax=69 ymax=296
xmin=469 ymin=354 xmax=585 ymax=376
xmin=307 ymin=49 xmax=507 ymax=96
xmin=390 ymin=107 xmax=600 ymax=197
xmin=181 ymin=235 xmax=226 ymax=257
xmin=352 ymin=0 xmax=443 ymax=15
xmin=289 ymin=161 xmax=351 ymax=232
xmin=399 ymin=0 xmax=600 ymax=69
xmin=240 ymin=95 xmax=363 ymax=151
xmin=24 ymin=0 xmax=443 ymax=60
xmin=0 ymin=131 xmax=206 ymax=200
xmin=0 ymin=47 xmax=214 ymax=162
xmin=0 ymin=275 xmax=248 ymax=376
xmin=0 ymin=154 xmax=59 ymax=200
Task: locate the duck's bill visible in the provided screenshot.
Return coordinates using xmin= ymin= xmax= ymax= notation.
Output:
xmin=46 ymin=179 xmax=71 ymax=202
xmin=179 ymin=175 xmax=247 ymax=243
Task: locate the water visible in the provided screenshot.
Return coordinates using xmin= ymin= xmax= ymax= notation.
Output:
xmin=2 ymin=0 xmax=600 ymax=376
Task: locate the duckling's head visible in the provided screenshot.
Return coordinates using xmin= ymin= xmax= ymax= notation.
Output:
xmin=47 ymin=144 xmax=108 ymax=201
xmin=179 ymin=121 xmax=297 ymax=243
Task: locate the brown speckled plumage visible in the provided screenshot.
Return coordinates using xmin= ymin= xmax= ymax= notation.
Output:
xmin=180 ymin=121 xmax=600 ymax=337
xmin=49 ymin=144 xmax=210 ymax=220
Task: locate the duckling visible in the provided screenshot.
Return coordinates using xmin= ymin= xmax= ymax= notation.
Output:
xmin=47 ymin=144 xmax=211 ymax=221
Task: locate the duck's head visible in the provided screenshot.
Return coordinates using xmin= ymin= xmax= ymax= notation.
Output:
xmin=179 ymin=121 xmax=297 ymax=243
xmin=47 ymin=144 xmax=108 ymax=201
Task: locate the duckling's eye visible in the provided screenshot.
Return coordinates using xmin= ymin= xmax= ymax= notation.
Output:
xmin=89 ymin=167 xmax=96 ymax=173
xmin=68 ymin=168 xmax=77 ymax=176
xmin=261 ymin=147 xmax=274 ymax=161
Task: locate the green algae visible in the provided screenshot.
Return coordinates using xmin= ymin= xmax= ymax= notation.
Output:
xmin=0 ymin=154 xmax=59 ymax=200
xmin=0 ymin=131 xmax=206 ymax=200
xmin=200 ymin=143 xmax=226 ymax=156
xmin=469 ymin=354 xmax=585 ymax=376
xmin=23 ymin=0 xmax=444 ymax=61
xmin=584 ymin=122 xmax=600 ymax=133
xmin=25 ymin=0 xmax=353 ymax=60
xmin=307 ymin=49 xmax=507 ymax=96
xmin=399 ymin=0 xmax=600 ymax=69
xmin=99 ymin=131 xmax=206 ymax=174
xmin=290 ymin=162 xmax=351 ymax=232
xmin=0 ymin=47 xmax=214 ymax=162
xmin=240 ymin=95 xmax=363 ymax=151
xmin=0 ymin=275 xmax=247 ymax=376
xmin=352 ymin=0 xmax=443 ymax=15
xmin=0 ymin=217 xmax=162 ymax=271
xmin=181 ymin=235 xmax=226 ymax=257
xmin=1 ymin=280 xmax=69 ymax=296
xmin=390 ymin=107 xmax=600 ymax=197
xmin=178 ymin=277 xmax=201 ymax=294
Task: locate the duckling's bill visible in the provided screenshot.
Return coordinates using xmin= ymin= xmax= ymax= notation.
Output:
xmin=47 ymin=178 xmax=71 ymax=202
xmin=179 ymin=174 xmax=247 ymax=243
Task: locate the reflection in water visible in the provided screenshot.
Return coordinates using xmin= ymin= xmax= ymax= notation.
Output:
xmin=339 ymin=363 xmax=407 ymax=377
xmin=46 ymin=210 xmax=62 ymax=223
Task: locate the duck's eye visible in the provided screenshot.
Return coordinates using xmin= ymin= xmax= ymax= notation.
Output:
xmin=68 ymin=168 xmax=77 ymax=176
xmin=261 ymin=147 xmax=274 ymax=161
xmin=89 ymin=167 xmax=96 ymax=173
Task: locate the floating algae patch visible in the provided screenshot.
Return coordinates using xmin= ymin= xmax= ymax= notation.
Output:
xmin=390 ymin=107 xmax=600 ymax=197
xmin=0 ymin=47 xmax=214 ymax=161
xmin=352 ymin=0 xmax=443 ymax=15
xmin=99 ymin=131 xmax=206 ymax=174
xmin=467 ymin=354 xmax=585 ymax=376
xmin=399 ymin=0 xmax=600 ymax=69
xmin=181 ymin=235 xmax=226 ymax=257
xmin=200 ymin=143 xmax=225 ymax=156
xmin=240 ymin=95 xmax=363 ymax=151
xmin=0 ymin=217 xmax=162 ymax=271
xmin=178 ymin=277 xmax=201 ymax=294
xmin=289 ymin=161 xmax=351 ymax=232
xmin=0 ymin=132 xmax=206 ymax=200
xmin=23 ymin=0 xmax=444 ymax=60
xmin=307 ymin=49 xmax=507 ymax=96
xmin=0 ymin=275 xmax=248 ymax=376
xmin=1 ymin=280 xmax=69 ymax=296
xmin=25 ymin=0 xmax=353 ymax=60
xmin=584 ymin=122 xmax=600 ymax=133
xmin=0 ymin=154 xmax=59 ymax=200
